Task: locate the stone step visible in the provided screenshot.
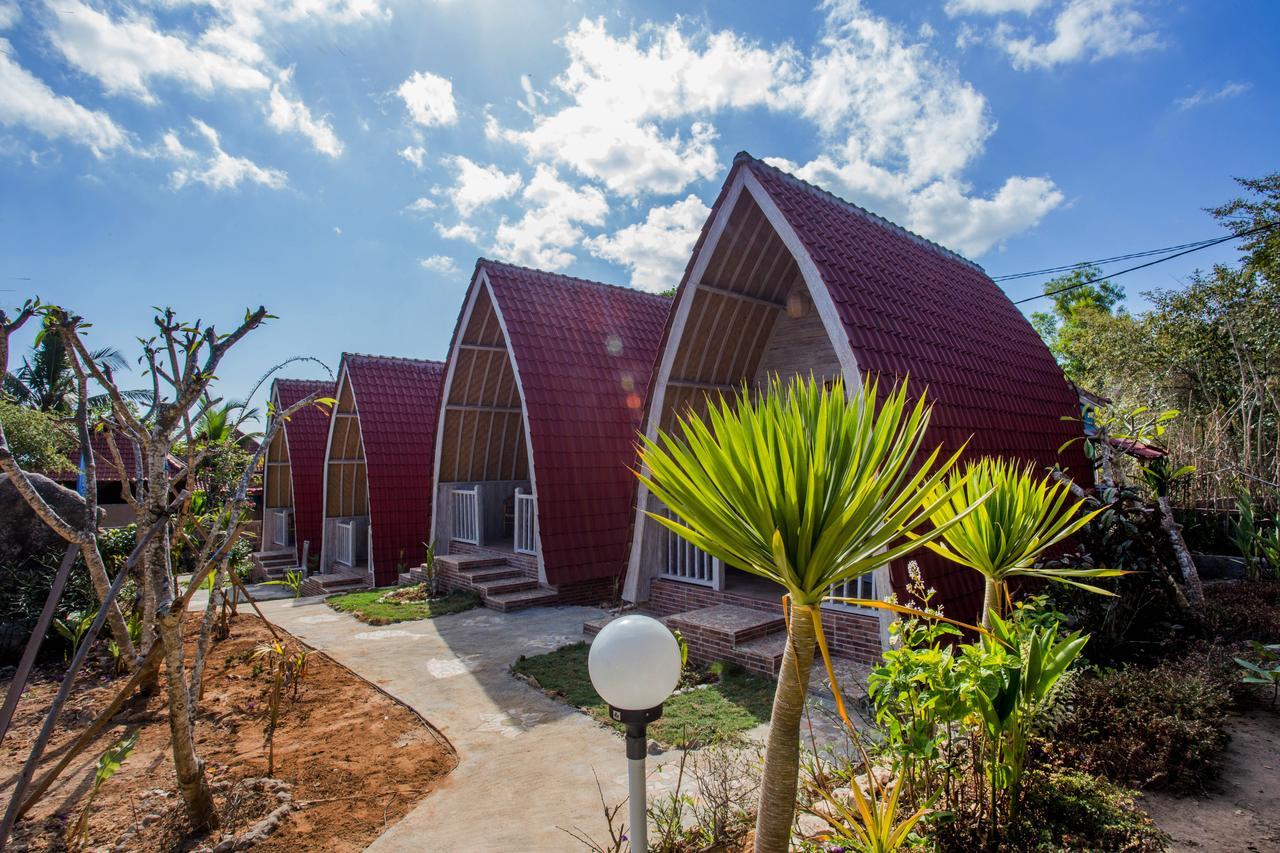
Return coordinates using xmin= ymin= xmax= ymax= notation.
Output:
xmin=665 ymin=604 xmax=786 ymax=645
xmin=483 ymin=586 xmax=560 ymax=612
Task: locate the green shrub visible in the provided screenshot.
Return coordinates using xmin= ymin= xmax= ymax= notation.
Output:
xmin=1203 ymin=581 xmax=1280 ymax=644
xmin=1011 ymin=769 xmax=1167 ymax=852
xmin=1048 ymin=656 xmax=1231 ymax=792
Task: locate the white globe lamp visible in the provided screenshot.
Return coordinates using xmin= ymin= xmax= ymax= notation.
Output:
xmin=588 ymin=614 xmax=683 ymax=851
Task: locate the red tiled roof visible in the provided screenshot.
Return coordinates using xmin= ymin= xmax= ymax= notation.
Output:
xmin=44 ymin=430 xmax=142 ymax=483
xmin=270 ymin=379 xmax=332 ymax=564
xmin=658 ymin=153 xmax=1091 ymax=620
xmin=341 ymin=354 xmax=444 ymax=586
xmin=478 ymin=261 xmax=672 ymax=587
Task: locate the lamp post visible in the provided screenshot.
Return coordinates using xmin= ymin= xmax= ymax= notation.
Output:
xmin=587 ymin=614 xmax=682 ymax=852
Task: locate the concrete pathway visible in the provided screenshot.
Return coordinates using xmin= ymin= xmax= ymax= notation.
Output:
xmin=256 ymin=596 xmax=689 ymax=852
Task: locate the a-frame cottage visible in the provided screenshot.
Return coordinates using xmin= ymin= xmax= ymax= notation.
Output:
xmin=315 ymin=354 xmax=444 ymax=593
xmin=619 ymin=152 xmax=1089 ymax=674
xmin=430 ymin=260 xmax=670 ymax=610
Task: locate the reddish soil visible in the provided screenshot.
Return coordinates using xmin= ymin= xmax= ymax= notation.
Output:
xmin=1 ymin=614 xmax=456 ymax=851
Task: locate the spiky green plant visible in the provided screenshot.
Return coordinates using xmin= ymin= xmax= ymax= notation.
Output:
xmin=637 ymin=375 xmax=983 ymax=853
xmin=921 ymin=457 xmax=1123 ymax=627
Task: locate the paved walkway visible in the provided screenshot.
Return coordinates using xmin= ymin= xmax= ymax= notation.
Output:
xmin=255 ymin=596 xmax=689 ymax=852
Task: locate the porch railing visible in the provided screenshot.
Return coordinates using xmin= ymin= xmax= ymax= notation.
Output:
xmin=271 ymin=508 xmax=293 ymax=548
xmin=514 ymin=489 xmax=536 ymax=555
xmin=335 ymin=519 xmax=355 ymax=566
xmin=656 ymin=506 xmax=719 ymax=587
xmin=452 ymin=486 xmax=480 ymax=545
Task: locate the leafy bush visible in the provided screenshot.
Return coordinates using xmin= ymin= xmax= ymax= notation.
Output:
xmin=935 ymin=769 xmax=1167 ymax=852
xmin=1203 ymin=580 xmax=1280 ymax=644
xmin=1048 ymin=656 xmax=1231 ymax=792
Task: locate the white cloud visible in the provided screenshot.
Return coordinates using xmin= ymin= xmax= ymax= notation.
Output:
xmin=399 ymin=145 xmax=427 ymax=168
xmin=406 ymin=196 xmax=437 ymax=212
xmin=398 ymin=71 xmax=458 ymax=127
xmin=994 ymin=0 xmax=1161 ymax=69
xmin=945 ymin=0 xmax=1049 ymax=14
xmin=0 ymin=1 xmax=21 ymax=30
xmin=436 ymin=221 xmax=481 ymax=243
xmin=491 ymin=165 xmax=608 ymax=269
xmin=167 ymin=119 xmax=286 ymax=191
xmin=48 ymin=1 xmax=271 ymax=103
xmin=0 ymin=39 xmax=128 ymax=154
xmin=1176 ymin=81 xmax=1250 ymax=112
xmin=266 ymin=74 xmax=343 ymax=157
xmin=490 ymin=18 xmax=801 ymax=197
xmin=586 ymin=195 xmax=708 ymax=292
xmin=419 ymin=255 xmax=458 ymax=273
xmin=333 ymin=226 xmax=342 ymax=235
xmin=445 ymin=155 xmax=521 ymax=216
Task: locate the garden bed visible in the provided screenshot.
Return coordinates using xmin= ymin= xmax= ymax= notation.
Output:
xmin=511 ymin=642 xmax=773 ymax=748
xmin=325 ymin=586 xmax=479 ymax=625
xmin=1 ymin=613 xmax=456 ymax=851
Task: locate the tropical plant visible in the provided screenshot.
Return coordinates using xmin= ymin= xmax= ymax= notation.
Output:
xmin=263 ymin=569 xmax=304 ymax=598
xmin=637 ymin=375 xmax=982 ymax=852
xmin=807 ymin=761 xmax=935 ymax=853
xmin=0 ymin=399 xmax=76 ymax=472
xmin=252 ymin=638 xmax=310 ymax=775
xmin=1236 ymin=641 xmax=1280 ymax=705
xmin=4 ymin=332 xmax=144 ymax=414
xmin=961 ymin=613 xmax=1088 ymax=833
xmin=1233 ymin=496 xmax=1263 ymax=580
xmin=52 ymin=609 xmax=94 ymax=661
xmin=921 ymin=457 xmax=1122 ymax=627
xmin=69 ymin=731 xmax=139 ymax=846
xmin=420 ymin=539 xmax=440 ymax=596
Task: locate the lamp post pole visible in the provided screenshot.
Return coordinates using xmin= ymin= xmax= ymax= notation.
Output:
xmin=610 ymin=705 xmax=662 ymax=852
xmin=588 ymin=614 xmax=683 ymax=853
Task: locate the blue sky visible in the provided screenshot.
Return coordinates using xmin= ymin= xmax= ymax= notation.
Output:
xmin=1 ymin=0 xmax=1276 ymax=412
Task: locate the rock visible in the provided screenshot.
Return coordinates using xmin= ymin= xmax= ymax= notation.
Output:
xmin=0 ymin=472 xmax=100 ymax=558
xmin=795 ymin=812 xmax=829 ymax=838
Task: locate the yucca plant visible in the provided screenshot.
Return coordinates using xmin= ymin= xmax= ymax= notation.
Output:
xmin=920 ymin=457 xmax=1123 ymax=627
xmin=638 ymin=375 xmax=984 ymax=853
xmin=808 ymin=759 xmax=935 ymax=852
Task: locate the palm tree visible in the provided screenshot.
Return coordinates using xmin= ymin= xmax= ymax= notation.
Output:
xmin=192 ymin=399 xmax=261 ymax=448
xmin=637 ymin=375 xmax=978 ymax=853
xmin=4 ymin=334 xmax=147 ymax=413
xmin=920 ymin=457 xmax=1124 ymax=627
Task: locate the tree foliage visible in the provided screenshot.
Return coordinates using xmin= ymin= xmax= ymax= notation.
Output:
xmin=0 ymin=399 xmax=76 ymax=472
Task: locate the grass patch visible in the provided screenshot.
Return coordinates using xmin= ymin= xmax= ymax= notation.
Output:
xmin=326 ymin=587 xmax=479 ymax=625
xmin=511 ymin=642 xmax=773 ymax=748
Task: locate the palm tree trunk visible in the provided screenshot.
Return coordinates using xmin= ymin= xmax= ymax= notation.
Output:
xmin=1157 ymin=495 xmax=1204 ymax=606
xmin=981 ymin=578 xmax=1001 ymax=628
xmin=754 ymin=605 xmax=816 ymax=853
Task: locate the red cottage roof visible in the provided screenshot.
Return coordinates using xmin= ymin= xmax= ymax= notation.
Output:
xmin=341 ymin=354 xmax=444 ymax=586
xmin=667 ymin=153 xmax=1090 ymax=618
xmin=271 ymin=378 xmax=332 ymax=563
xmin=477 ymin=261 xmax=671 ymax=586
xmin=44 ymin=430 xmax=142 ymax=484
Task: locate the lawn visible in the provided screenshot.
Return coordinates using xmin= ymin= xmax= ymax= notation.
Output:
xmin=326 ymin=587 xmax=480 ymax=625
xmin=512 ymin=642 xmax=773 ymax=748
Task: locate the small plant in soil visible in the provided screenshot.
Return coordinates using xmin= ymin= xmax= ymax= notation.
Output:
xmin=252 ymin=638 xmax=310 ymax=775
xmin=1237 ymin=641 xmax=1280 ymax=705
xmin=69 ymin=731 xmax=140 ymax=846
xmin=263 ymin=569 xmax=304 ymax=598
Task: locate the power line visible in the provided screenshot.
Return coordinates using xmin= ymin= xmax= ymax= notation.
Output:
xmin=1009 ymin=222 xmax=1278 ymax=306
xmin=991 ymin=236 xmax=1227 ymax=282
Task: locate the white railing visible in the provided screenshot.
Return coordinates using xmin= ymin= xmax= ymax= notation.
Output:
xmin=656 ymin=506 xmax=719 ymax=587
xmin=514 ymin=489 xmax=537 ymax=555
xmin=828 ymin=573 xmax=876 ymax=608
xmin=452 ymin=486 xmax=480 ymax=544
xmin=335 ymin=519 xmax=355 ymax=566
xmin=271 ymin=509 xmax=293 ymax=547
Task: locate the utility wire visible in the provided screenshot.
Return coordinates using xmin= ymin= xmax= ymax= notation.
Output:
xmin=1010 ymin=222 xmax=1278 ymax=306
xmin=991 ymin=236 xmax=1227 ymax=281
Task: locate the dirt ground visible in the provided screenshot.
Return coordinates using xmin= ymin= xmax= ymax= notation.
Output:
xmin=1142 ymin=709 xmax=1280 ymax=852
xmin=1 ymin=613 xmax=456 ymax=851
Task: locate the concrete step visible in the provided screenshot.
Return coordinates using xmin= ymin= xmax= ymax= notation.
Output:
xmin=463 ymin=565 xmax=526 ymax=583
xmin=435 ymin=554 xmax=509 ymax=570
xmin=473 ymin=576 xmax=539 ymax=596
xmin=483 ymin=586 xmax=560 ymax=612
xmin=665 ymin=605 xmax=785 ymax=645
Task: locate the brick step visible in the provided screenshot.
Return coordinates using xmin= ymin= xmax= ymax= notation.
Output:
xmin=483 ymin=586 xmax=560 ymax=612
xmin=665 ymin=604 xmax=785 ymax=645
xmin=300 ymin=571 xmax=368 ymax=597
xmin=733 ymin=633 xmax=787 ymax=676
